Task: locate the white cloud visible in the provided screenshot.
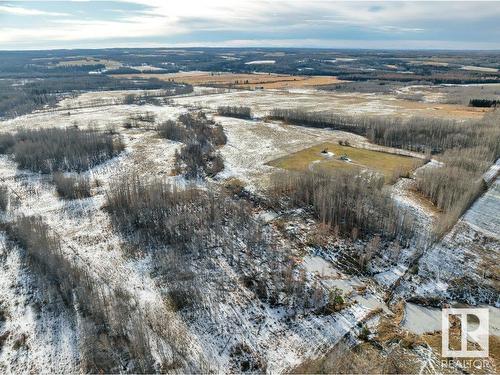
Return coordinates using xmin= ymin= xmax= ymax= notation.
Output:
xmin=0 ymin=1 xmax=499 ymax=49
xmin=121 ymin=0 xmax=500 ymax=27
xmin=0 ymin=16 xmax=187 ymax=44
xmin=0 ymin=4 xmax=69 ymax=17
xmin=175 ymin=37 xmax=500 ymax=50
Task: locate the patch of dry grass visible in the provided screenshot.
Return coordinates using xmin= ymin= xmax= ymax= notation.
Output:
xmin=267 ymin=142 xmax=422 ymax=183
xmin=422 ymin=331 xmax=499 ymax=374
xmin=407 ymin=187 xmax=443 ymax=215
xmin=291 ymin=339 xmax=422 ymax=374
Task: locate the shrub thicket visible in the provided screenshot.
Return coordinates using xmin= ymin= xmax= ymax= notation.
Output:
xmin=123 ymin=112 xmax=157 ymax=129
xmin=53 ymin=173 xmax=92 ymax=200
xmin=0 ymin=133 xmax=15 ymax=153
xmin=156 ymin=120 xmax=189 ymax=141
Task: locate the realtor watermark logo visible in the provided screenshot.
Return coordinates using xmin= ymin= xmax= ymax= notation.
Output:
xmin=442 ymin=308 xmax=489 ymax=358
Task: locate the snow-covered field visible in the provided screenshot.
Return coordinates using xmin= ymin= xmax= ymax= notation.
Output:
xmin=0 ymin=89 xmax=407 ymax=372
xmin=171 ymin=86 xmax=484 ymax=119
xmin=172 ymin=89 xmax=402 ymax=117
xmin=0 ymin=88 xmax=497 ymax=372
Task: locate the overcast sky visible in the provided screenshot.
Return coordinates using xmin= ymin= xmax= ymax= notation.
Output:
xmin=1 ymin=1 xmax=499 ymax=50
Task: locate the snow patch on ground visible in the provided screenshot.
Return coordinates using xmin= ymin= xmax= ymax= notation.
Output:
xmin=402 ymin=303 xmax=441 ymax=334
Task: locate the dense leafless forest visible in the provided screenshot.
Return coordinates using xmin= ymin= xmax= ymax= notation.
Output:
xmin=0 ymin=127 xmax=124 ymax=173
xmin=269 ymin=169 xmax=414 ymax=242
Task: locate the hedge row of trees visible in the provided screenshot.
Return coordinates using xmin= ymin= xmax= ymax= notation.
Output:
xmin=157 ymin=112 xmax=226 ymax=178
xmin=123 ymin=86 xmax=192 ymax=106
xmin=268 ymin=108 xmax=366 ymax=136
xmin=0 ymin=127 xmax=124 ymax=173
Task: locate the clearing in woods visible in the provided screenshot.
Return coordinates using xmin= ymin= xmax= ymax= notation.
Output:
xmin=267 ymin=142 xmax=423 ymax=183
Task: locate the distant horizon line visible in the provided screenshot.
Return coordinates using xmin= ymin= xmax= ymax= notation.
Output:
xmin=1 ymin=46 xmax=500 ymax=53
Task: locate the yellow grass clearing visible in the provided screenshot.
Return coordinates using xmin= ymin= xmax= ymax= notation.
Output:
xmin=113 ymin=72 xmax=342 ymax=89
xmin=237 ymin=75 xmax=343 ymax=89
xmin=267 ymin=142 xmax=422 ymax=183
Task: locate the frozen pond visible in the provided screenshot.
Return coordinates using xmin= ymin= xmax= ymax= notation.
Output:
xmin=303 ymin=256 xmax=390 ymax=313
xmin=302 ymin=255 xmax=357 ymax=294
xmin=403 ymin=303 xmax=500 ymax=336
xmin=303 ymin=255 xmax=338 ymax=277
xmin=402 ymin=303 xmax=442 ymax=334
